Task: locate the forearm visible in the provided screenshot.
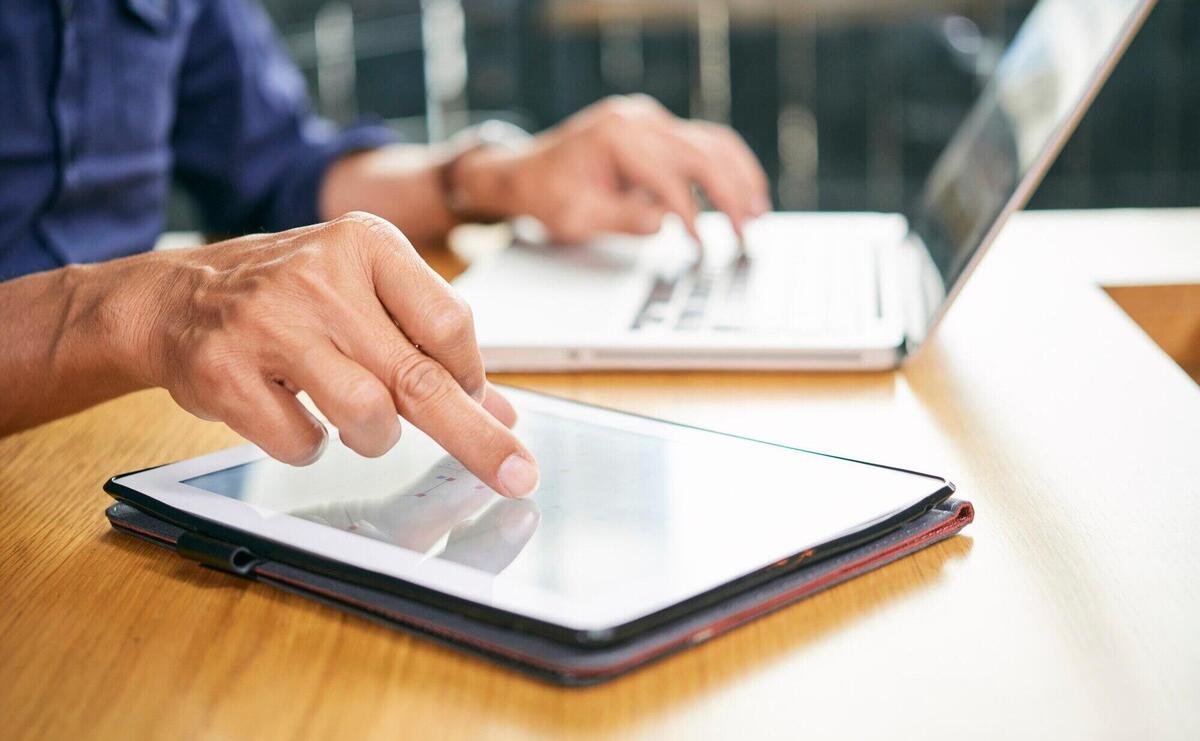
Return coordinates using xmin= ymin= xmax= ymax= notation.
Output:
xmin=0 ymin=258 xmax=158 ymax=433
xmin=318 ymin=142 xmax=523 ymax=246
xmin=319 ymin=144 xmax=459 ymax=245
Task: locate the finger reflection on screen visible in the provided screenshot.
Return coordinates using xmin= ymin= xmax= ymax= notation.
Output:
xmin=438 ymin=499 xmax=541 ymax=574
xmin=291 ymin=457 xmax=541 ymax=575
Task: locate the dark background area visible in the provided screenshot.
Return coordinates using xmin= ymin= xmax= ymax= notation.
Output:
xmin=172 ymin=0 xmax=1199 ymax=228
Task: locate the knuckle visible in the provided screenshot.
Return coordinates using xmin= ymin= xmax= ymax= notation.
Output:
xmin=334 ymin=210 xmax=389 ymax=231
xmin=598 ymin=95 xmax=628 ymax=116
xmin=425 ymin=296 xmax=474 ymax=347
xmin=329 ymin=211 xmax=415 ymax=261
xmin=391 ymin=354 xmax=452 ymax=408
xmin=725 ymin=128 xmax=752 ymax=151
xmin=336 ymin=211 xmax=408 ymax=249
xmin=627 ymin=93 xmax=665 ymax=114
xmin=597 ymin=96 xmax=639 ymax=126
xmin=595 ymin=94 xmax=666 ymax=128
xmin=341 ymin=377 xmax=394 ymax=429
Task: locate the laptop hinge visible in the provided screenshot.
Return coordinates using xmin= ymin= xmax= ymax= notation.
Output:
xmin=896 ymin=230 xmax=945 ymax=359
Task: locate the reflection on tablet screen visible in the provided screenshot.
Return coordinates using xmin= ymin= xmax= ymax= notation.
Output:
xmin=183 ymin=406 xmax=940 ymax=606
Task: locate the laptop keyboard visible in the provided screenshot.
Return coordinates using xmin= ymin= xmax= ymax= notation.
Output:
xmin=631 ymin=241 xmax=881 ymax=336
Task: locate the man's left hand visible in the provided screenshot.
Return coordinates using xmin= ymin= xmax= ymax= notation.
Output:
xmin=449 ymin=95 xmax=771 ymax=244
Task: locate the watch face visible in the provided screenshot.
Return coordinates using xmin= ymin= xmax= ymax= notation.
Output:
xmin=443 ymin=121 xmax=532 ymax=224
xmin=474 ymin=119 xmax=533 ymax=150
xmin=448 ymin=119 xmax=531 ymax=153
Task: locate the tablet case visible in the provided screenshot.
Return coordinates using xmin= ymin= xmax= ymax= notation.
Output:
xmin=105 ymin=498 xmax=972 ymax=685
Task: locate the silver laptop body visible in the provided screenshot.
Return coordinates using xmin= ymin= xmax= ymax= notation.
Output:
xmin=455 ymin=0 xmax=1156 ymax=372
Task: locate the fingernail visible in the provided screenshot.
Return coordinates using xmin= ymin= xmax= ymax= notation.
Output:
xmin=297 ymin=428 xmax=328 ymax=466
xmin=498 ymin=454 xmax=539 ymax=498
xmin=500 ymin=503 xmax=540 ymax=542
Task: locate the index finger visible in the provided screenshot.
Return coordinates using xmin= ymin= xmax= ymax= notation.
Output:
xmin=352 ymin=319 xmax=539 ymax=498
xmin=349 ymin=213 xmax=488 ymax=402
xmin=652 ymin=127 xmax=755 ymax=237
xmin=608 ymin=135 xmax=702 ymax=242
xmin=696 ymin=123 xmax=770 ymax=213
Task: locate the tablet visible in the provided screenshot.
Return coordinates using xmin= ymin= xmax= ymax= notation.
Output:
xmin=106 ymin=386 xmax=953 ymax=646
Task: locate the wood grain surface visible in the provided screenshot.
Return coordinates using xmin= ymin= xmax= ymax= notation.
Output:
xmin=1106 ymin=284 xmax=1200 ymax=383
xmin=2 ymin=210 xmax=1199 ymax=740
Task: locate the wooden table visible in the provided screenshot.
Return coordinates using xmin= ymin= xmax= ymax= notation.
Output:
xmin=2 ymin=210 xmax=1198 ymax=740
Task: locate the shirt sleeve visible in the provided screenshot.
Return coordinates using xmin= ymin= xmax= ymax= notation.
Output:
xmin=171 ymin=0 xmax=399 ymax=234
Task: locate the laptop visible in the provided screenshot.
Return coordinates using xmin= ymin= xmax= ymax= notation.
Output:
xmin=455 ymin=0 xmax=1156 ymax=372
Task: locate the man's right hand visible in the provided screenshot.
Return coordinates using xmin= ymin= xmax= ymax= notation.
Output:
xmin=111 ymin=212 xmax=539 ymax=498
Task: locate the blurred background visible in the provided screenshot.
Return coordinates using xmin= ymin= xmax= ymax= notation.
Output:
xmin=172 ymin=0 xmax=1199 ymax=227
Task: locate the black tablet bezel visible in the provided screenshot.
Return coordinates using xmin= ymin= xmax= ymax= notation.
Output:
xmin=104 ymin=388 xmax=954 ymax=649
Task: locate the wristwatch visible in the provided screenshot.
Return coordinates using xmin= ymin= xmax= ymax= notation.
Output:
xmin=440 ymin=119 xmax=532 ymax=225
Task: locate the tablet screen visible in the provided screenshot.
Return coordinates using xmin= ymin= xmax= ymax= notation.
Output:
xmin=116 ymin=387 xmax=949 ymax=636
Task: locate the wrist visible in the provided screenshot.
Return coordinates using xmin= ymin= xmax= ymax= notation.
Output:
xmin=440 ymin=120 xmax=533 ymax=224
xmin=443 ymin=145 xmax=522 ymax=224
xmin=0 ymin=251 xmax=182 ymax=433
xmin=73 ymin=252 xmax=180 ymax=390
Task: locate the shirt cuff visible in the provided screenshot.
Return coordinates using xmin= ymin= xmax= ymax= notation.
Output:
xmin=266 ymin=120 xmax=400 ymax=231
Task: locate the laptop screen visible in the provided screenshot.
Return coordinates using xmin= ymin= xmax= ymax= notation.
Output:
xmin=907 ymin=0 xmax=1153 ymax=333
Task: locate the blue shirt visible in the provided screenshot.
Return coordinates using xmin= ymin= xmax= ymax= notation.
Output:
xmin=0 ymin=0 xmax=397 ymax=280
